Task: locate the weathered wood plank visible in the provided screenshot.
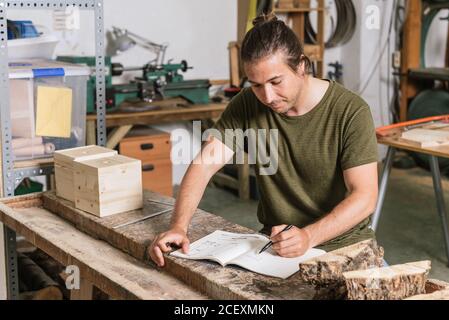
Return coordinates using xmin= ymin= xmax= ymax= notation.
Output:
xmin=42 ymin=190 xmax=171 ymax=261
xmin=70 ymin=277 xmax=93 ymax=300
xmin=86 ymin=103 xmax=227 ymax=128
xmin=41 ymin=191 xmax=331 ymax=300
xmin=0 ymin=195 xmax=207 ymax=300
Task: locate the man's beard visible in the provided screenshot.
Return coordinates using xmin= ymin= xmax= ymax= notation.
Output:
xmin=279 ymin=90 xmax=302 ymax=115
xmin=277 ymin=97 xmax=298 ymax=115
xmin=274 ymin=103 xmax=294 ymax=115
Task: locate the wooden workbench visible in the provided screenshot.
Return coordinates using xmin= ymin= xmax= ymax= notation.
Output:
xmin=377 ymin=133 xmax=449 ymax=159
xmin=374 ymin=128 xmax=449 ymax=266
xmin=0 ymin=191 xmax=336 ymax=300
xmin=86 ymin=102 xmax=228 ymax=128
xmin=85 ymin=101 xmax=228 ymax=149
xmin=0 ymin=194 xmax=206 ymax=300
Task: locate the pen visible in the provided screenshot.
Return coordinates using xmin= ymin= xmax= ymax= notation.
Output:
xmin=258 ymin=225 xmax=294 ymax=254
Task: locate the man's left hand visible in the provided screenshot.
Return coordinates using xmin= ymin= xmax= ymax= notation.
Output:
xmin=270 ymin=225 xmax=311 ymax=258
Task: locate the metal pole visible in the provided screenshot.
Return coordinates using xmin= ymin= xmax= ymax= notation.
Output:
xmin=429 ymin=155 xmax=449 ymax=267
xmin=0 ymin=1 xmax=18 ymax=300
xmin=371 ymin=147 xmax=396 ymax=231
xmin=95 ymin=0 xmax=106 ymax=146
xmin=3 ymin=226 xmax=18 ymax=299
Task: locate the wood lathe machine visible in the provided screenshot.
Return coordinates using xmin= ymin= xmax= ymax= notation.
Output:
xmin=57 ymin=27 xmax=211 ymax=114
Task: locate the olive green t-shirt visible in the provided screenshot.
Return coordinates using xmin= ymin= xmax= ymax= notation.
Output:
xmin=211 ymin=80 xmax=379 ymax=251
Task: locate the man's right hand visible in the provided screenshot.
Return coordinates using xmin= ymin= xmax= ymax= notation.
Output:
xmin=149 ymin=227 xmax=190 ymax=267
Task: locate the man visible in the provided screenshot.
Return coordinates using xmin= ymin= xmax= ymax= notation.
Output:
xmin=149 ymin=13 xmax=379 ymax=267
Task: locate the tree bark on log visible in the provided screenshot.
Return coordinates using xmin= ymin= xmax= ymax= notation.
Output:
xmin=425 ymin=278 xmax=449 ymax=294
xmin=298 ymin=239 xmax=384 ymax=285
xmin=405 ymin=279 xmax=449 ymax=300
xmin=343 ymin=261 xmax=431 ymax=300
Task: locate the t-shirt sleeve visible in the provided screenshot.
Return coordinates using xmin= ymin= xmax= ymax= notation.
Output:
xmin=340 ymin=106 xmax=379 ymax=170
xmin=209 ymin=90 xmax=248 ymax=152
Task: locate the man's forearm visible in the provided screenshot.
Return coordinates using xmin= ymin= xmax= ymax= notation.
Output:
xmin=170 ymin=163 xmax=214 ymax=232
xmin=169 ymin=137 xmax=235 ymax=232
xmin=303 ymin=191 xmax=377 ymax=248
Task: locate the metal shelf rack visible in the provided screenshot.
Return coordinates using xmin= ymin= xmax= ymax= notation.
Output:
xmin=0 ymin=0 xmax=106 ymax=299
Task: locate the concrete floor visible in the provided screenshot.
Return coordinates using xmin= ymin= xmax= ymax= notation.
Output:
xmin=195 ymin=165 xmax=449 ymax=282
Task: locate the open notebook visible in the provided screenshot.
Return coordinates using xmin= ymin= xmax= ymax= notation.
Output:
xmin=170 ymin=230 xmax=326 ymax=279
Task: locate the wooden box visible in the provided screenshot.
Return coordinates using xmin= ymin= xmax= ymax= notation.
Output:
xmin=73 ymin=155 xmax=143 ymax=217
xmin=119 ymin=129 xmax=173 ymax=197
xmin=54 ymin=145 xmax=117 ymax=202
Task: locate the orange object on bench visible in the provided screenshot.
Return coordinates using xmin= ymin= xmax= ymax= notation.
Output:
xmin=376 ymin=115 xmax=449 ymax=138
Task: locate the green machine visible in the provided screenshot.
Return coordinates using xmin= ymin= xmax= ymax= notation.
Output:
xmin=57 ymin=56 xmax=114 ymax=113
xmin=58 ymin=27 xmax=210 ymax=113
xmin=58 ymin=55 xmax=210 ymax=113
xmin=142 ymin=61 xmax=211 ymax=105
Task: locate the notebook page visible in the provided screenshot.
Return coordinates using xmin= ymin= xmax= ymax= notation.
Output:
xmin=230 ymin=246 xmax=327 ymax=279
xmin=171 ymin=230 xmax=269 ymax=264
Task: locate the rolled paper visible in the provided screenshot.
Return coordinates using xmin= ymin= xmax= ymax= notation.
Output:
xmin=12 ymin=137 xmax=44 ymax=150
xmin=13 ymin=144 xmax=47 ymax=157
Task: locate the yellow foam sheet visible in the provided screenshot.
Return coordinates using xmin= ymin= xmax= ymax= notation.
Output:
xmin=35 ymin=86 xmax=72 ymax=138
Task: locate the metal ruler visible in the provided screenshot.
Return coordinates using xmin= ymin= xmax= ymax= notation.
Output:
xmin=112 ymin=199 xmax=175 ymax=229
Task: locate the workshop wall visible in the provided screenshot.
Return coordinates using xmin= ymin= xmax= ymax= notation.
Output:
xmin=7 ymin=0 xmax=237 ymax=81
xmin=7 ymin=1 xmax=449 ymax=184
xmin=342 ymin=0 xmax=447 ymax=129
xmin=7 ymin=0 xmax=237 ymax=186
xmin=342 ymin=0 xmax=393 ymax=129
xmin=340 ymin=0 xmax=447 ymax=158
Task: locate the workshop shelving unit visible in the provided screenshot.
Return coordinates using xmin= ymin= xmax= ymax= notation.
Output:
xmin=0 ymin=0 xmax=106 ymax=299
xmin=274 ymin=0 xmax=326 ymax=77
xmin=399 ymin=0 xmax=449 ymax=121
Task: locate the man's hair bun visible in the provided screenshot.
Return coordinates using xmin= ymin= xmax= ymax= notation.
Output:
xmin=252 ymin=12 xmax=278 ymax=27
